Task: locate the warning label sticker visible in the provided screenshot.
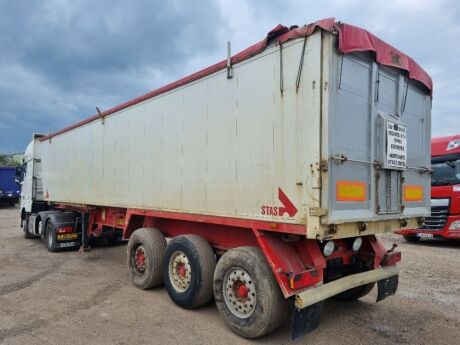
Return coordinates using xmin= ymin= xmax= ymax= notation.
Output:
xmin=386 ymin=122 xmax=407 ymax=169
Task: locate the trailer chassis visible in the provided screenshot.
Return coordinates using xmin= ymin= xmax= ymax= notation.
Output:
xmin=48 ymin=203 xmax=400 ymax=339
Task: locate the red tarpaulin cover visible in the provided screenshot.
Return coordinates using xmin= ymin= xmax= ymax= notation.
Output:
xmin=43 ymin=18 xmax=432 ymax=140
xmin=336 ymin=23 xmax=432 ymax=94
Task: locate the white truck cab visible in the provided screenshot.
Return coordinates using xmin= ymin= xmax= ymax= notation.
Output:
xmin=19 ymin=134 xmax=47 ymax=237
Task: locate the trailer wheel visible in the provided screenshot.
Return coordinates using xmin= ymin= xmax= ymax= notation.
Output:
xmin=45 ymin=222 xmax=58 ymax=252
xmin=332 ymin=282 xmax=375 ymax=301
xmin=23 ymin=216 xmax=33 ymax=239
xmin=403 ymin=235 xmax=420 ymax=243
xmin=127 ymin=228 xmax=167 ymax=289
xmin=163 ymin=235 xmax=216 ymax=309
xmin=213 ymin=246 xmax=290 ymax=338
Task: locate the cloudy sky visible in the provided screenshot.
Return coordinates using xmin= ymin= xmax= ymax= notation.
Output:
xmin=0 ymin=0 xmax=458 ymax=153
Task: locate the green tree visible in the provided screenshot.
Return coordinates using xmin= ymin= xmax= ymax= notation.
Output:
xmin=0 ymin=154 xmax=20 ymax=167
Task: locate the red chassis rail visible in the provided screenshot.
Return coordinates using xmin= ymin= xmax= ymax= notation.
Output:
xmin=57 ymin=204 xmax=393 ymax=298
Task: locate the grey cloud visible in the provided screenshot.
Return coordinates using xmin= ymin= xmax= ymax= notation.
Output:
xmin=0 ymin=0 xmax=226 ymax=152
xmin=1 ymin=0 xmax=459 ymax=153
xmin=217 ymin=0 xmax=460 ymax=137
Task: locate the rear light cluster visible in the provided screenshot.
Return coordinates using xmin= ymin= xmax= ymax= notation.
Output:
xmin=323 ymin=241 xmax=335 ymax=256
xmin=56 ymin=226 xmax=74 ymax=234
xmin=381 ymin=251 xmax=402 ymax=266
xmin=322 ymin=237 xmax=363 ymax=257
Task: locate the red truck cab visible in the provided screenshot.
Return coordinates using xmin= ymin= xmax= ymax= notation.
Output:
xmin=397 ymin=135 xmax=460 ymax=241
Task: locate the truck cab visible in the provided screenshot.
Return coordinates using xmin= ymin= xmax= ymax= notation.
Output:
xmin=19 ymin=134 xmax=104 ymax=249
xmin=397 ymin=135 xmax=460 ymax=241
xmin=19 ymin=134 xmax=51 ymax=238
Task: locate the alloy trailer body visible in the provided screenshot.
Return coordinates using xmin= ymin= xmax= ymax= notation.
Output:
xmin=0 ymin=166 xmax=21 ymax=205
xmin=20 ymin=18 xmax=432 ymax=339
xmin=397 ymin=135 xmax=460 ymax=241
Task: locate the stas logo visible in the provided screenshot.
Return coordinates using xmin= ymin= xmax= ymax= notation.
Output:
xmin=261 ymin=188 xmax=298 ymax=217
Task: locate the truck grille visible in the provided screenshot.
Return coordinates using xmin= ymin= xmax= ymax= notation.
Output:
xmin=420 ymin=205 xmax=449 ymax=230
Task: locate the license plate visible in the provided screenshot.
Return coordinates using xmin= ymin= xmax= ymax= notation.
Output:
xmin=417 ymin=233 xmax=433 ymax=238
xmin=7 ymin=193 xmax=12 ymax=197
xmin=57 ymin=233 xmax=79 ymax=240
xmin=59 ymin=241 xmax=77 ymax=248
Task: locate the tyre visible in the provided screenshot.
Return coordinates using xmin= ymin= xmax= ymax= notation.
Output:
xmin=403 ymin=235 xmax=420 ymax=243
xmin=163 ymin=235 xmax=216 ymax=309
xmin=213 ymin=246 xmax=290 ymax=339
xmin=127 ymin=228 xmax=167 ymax=289
xmin=332 ymin=282 xmax=375 ymax=301
xmin=23 ymin=216 xmax=33 ymax=239
xmin=45 ymin=221 xmax=58 ymax=252
xmin=37 ymin=220 xmax=43 ymax=238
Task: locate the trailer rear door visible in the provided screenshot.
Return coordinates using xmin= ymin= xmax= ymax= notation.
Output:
xmin=323 ymin=50 xmax=431 ymax=227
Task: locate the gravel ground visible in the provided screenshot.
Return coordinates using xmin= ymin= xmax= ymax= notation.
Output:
xmin=0 ymin=204 xmax=459 ymax=345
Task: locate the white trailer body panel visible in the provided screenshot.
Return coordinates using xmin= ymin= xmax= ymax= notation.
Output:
xmin=40 ymin=30 xmax=431 ymax=239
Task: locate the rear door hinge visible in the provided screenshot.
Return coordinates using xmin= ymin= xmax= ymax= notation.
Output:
xmin=320 ymin=160 xmax=328 ymax=172
xmin=309 ymin=207 xmax=328 ymax=217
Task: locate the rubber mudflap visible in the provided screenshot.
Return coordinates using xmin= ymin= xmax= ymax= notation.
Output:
xmin=291 ymin=301 xmax=323 ymax=340
xmin=377 ymin=274 xmax=399 ymax=302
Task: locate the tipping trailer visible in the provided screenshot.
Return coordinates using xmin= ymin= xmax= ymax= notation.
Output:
xmin=19 ymin=18 xmax=432 ymax=339
xmin=397 ymin=135 xmax=460 ymax=241
xmin=0 ymin=167 xmax=21 ymax=205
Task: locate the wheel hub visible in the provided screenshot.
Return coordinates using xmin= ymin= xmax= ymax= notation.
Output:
xmin=134 ymin=246 xmax=146 ymax=272
xmin=168 ymin=251 xmax=191 ymax=292
xmin=223 ymin=268 xmax=256 ymax=319
xmin=236 ymin=282 xmax=248 ymax=298
xmin=177 ymin=262 xmax=186 ymax=278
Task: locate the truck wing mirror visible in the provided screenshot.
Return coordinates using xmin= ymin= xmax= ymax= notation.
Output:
xmin=15 ymin=164 xmax=25 ymax=183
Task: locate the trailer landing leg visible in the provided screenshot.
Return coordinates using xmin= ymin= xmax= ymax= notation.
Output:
xmin=79 ymin=212 xmax=91 ymax=253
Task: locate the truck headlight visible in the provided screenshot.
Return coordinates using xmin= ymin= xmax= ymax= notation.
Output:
xmin=448 ymin=220 xmax=460 ymax=231
xmin=352 ymin=237 xmax=363 ymax=252
xmin=447 ymin=139 xmax=460 ymax=151
xmin=323 ymin=241 xmax=335 ymax=257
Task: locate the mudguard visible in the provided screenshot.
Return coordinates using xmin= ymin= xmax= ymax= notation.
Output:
xmin=291 ymin=302 xmax=323 ymax=340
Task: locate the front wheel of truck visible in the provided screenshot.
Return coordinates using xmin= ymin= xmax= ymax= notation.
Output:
xmin=213 ymin=246 xmax=290 ymax=339
xmin=23 ymin=216 xmax=33 ymax=239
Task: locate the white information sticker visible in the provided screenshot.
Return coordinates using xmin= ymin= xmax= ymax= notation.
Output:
xmin=386 ymin=122 xmax=407 ymax=169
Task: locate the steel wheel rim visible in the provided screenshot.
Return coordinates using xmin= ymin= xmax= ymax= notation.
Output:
xmin=133 ymin=245 xmax=147 ymax=274
xmin=168 ymin=250 xmax=191 ymax=293
xmin=223 ymin=267 xmax=256 ymax=319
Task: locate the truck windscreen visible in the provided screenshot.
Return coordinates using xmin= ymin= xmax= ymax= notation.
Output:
xmin=431 ymin=157 xmax=460 ymax=186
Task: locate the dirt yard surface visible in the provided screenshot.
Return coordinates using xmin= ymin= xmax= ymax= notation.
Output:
xmin=0 ymin=205 xmax=459 ymax=345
